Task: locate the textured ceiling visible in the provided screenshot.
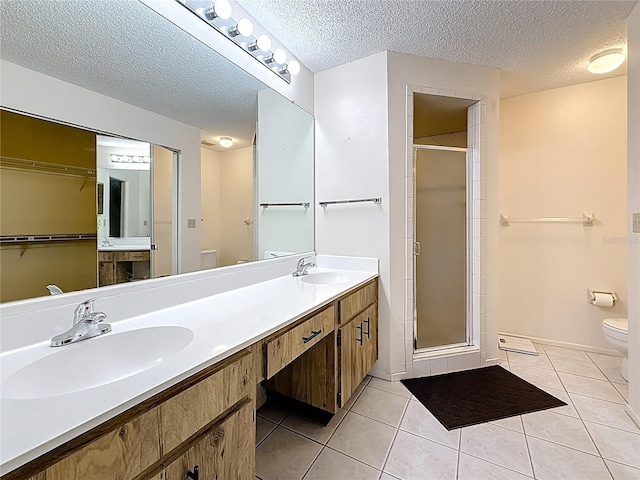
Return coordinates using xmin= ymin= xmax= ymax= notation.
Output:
xmin=240 ymin=0 xmax=637 ymax=98
xmin=0 ymin=0 xmax=266 ymax=149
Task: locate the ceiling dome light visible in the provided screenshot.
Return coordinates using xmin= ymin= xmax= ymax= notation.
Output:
xmin=287 ymin=60 xmax=301 ymax=75
xmin=228 ymin=18 xmax=253 ymax=38
xmin=588 ymin=48 xmax=625 ymax=74
xmin=218 ymin=137 xmax=234 ymax=148
xmin=247 ymin=34 xmax=271 ymax=53
xmin=203 ymin=0 xmax=232 ymax=21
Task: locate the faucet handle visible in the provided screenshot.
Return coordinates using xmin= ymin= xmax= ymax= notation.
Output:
xmin=73 ymin=298 xmax=97 ymax=324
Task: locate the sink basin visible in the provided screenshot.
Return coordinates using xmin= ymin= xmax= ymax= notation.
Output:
xmin=1 ymin=326 xmax=193 ymax=400
xmin=300 ymin=272 xmax=347 ymax=285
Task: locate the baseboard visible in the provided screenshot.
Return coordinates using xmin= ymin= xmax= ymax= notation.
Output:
xmin=368 ymin=367 xmax=392 ymax=381
xmin=626 ymin=405 xmax=640 ymax=429
xmin=498 ymin=331 xmax=623 ymax=357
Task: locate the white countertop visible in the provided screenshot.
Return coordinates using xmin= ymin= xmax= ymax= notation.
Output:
xmin=0 ymin=266 xmax=377 ymax=475
xmin=98 ymin=245 xmax=151 ymax=252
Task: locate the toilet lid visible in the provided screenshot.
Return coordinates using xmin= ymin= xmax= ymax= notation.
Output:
xmin=603 ymin=318 xmax=628 ymax=333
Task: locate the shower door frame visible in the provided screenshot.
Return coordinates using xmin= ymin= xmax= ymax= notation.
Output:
xmin=413 ymin=144 xmax=472 ymax=354
xmin=403 ymin=87 xmax=487 ymax=377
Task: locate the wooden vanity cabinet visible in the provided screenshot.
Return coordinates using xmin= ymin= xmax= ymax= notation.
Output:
xmin=338 ymin=303 xmax=378 ymax=406
xmin=266 ymin=278 xmax=379 ymax=412
xmin=6 ymin=349 xmax=255 ymax=480
xmin=98 ymin=250 xmax=151 ymax=286
xmin=163 ymin=400 xmax=254 ymax=480
xmin=336 ymin=279 xmax=378 ymax=407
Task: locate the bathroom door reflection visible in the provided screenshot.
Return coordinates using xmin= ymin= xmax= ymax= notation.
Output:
xmin=152 ymin=145 xmax=177 ymax=277
xmin=415 ymin=147 xmax=468 ymax=350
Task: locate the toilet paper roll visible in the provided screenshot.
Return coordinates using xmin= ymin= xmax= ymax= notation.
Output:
xmin=592 ymin=292 xmax=615 ymax=307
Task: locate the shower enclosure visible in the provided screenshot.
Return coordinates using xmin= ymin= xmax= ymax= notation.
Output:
xmin=414 ymin=146 xmax=469 ymax=350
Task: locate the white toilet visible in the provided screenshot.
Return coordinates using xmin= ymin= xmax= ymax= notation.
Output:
xmin=602 ymin=318 xmax=628 ymax=381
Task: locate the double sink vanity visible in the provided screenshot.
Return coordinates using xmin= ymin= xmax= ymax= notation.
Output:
xmin=0 ymin=254 xmax=379 ymax=479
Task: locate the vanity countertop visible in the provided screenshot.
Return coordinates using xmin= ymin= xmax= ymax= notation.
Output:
xmin=98 ymin=245 xmax=151 ymax=251
xmin=0 ymin=266 xmax=377 ymax=475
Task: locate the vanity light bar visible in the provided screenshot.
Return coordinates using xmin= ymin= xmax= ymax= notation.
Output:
xmin=177 ymin=0 xmax=300 ymax=84
xmin=110 ymin=155 xmax=151 ymax=163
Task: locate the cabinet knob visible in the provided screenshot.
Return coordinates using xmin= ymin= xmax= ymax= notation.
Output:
xmin=186 ymin=465 xmax=199 ymax=480
xmin=356 ymin=323 xmax=363 ymax=345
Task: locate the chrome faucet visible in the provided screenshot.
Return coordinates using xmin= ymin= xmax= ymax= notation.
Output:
xmin=292 ymin=257 xmax=316 ymax=277
xmin=50 ymin=298 xmax=111 ymax=347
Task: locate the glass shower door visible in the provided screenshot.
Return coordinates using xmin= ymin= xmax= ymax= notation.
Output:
xmin=414 ymin=147 xmax=468 ymax=350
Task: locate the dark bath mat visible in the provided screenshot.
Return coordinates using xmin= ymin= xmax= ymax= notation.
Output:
xmin=401 ymin=365 xmax=566 ymax=430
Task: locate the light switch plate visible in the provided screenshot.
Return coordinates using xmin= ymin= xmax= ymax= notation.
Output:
xmin=633 ymin=213 xmax=640 ymax=233
xmin=187 ymin=218 xmax=196 ymax=228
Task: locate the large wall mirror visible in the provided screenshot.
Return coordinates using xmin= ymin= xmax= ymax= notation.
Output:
xmin=0 ymin=0 xmax=314 ymax=302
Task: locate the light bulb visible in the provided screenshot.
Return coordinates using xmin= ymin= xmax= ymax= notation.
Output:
xmin=265 ymin=48 xmax=286 ymax=64
xmin=110 ymin=154 xmax=118 ymax=162
xmin=247 ymin=34 xmax=272 ymax=52
xmin=588 ymin=48 xmax=625 ymax=74
xmin=228 ymin=18 xmax=253 ymax=37
xmin=273 ymin=48 xmax=286 ymax=64
xmin=203 ymin=0 xmax=232 ymax=20
xmin=287 ymin=60 xmax=300 ymax=75
xmin=218 ymin=137 xmax=234 ymax=148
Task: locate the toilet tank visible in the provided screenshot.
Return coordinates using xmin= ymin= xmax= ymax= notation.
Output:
xmin=200 ymin=249 xmax=218 ymax=270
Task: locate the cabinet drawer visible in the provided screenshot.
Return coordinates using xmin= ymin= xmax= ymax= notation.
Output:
xmin=98 ymin=251 xmax=115 ymax=262
xmin=338 ymin=279 xmax=377 ymax=324
xmin=44 ymin=408 xmax=160 ymax=480
xmin=118 ymin=251 xmax=150 ymax=262
xmin=266 ymin=306 xmax=334 ymax=379
xmin=160 ymin=350 xmax=253 ymax=454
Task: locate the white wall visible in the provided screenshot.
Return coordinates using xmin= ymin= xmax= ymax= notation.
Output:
xmin=220 ymin=147 xmax=255 ymax=266
xmin=387 ymin=52 xmax=501 ymax=377
xmin=315 ymin=52 xmax=391 ymax=374
xmin=0 ymin=60 xmax=202 ymax=272
xmin=499 ymin=77 xmax=628 ymax=351
xmin=627 ymin=1 xmax=640 ymax=423
xmin=316 ymin=51 xmax=500 ymax=379
xmin=201 ymin=148 xmax=222 ymax=254
xmin=200 ymin=146 xmax=254 ymax=267
xmin=257 ymin=89 xmax=314 ymax=258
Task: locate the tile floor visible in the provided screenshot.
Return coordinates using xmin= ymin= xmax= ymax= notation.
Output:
xmin=255 ymin=344 xmax=639 ymax=480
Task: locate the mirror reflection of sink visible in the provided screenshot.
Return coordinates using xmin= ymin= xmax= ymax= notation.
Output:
xmin=1 ymin=326 xmax=193 ymax=400
xmin=300 ymin=272 xmax=347 ymax=285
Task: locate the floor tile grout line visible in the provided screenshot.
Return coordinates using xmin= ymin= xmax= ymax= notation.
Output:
xmin=524 ymin=430 xmax=609 ymax=460
xmin=457 ymin=449 xmax=536 ymax=479
xmin=348 ymin=399 xmax=410 ymax=429
xmin=565 ymin=393 xmax=640 ymax=434
xmin=299 ymin=444 xmax=325 ymax=480
xmin=366 ymin=383 xmax=412 ymax=399
xmin=322 ymin=442 xmax=385 ymax=473
xmin=379 ymin=397 xmax=411 ymax=477
xmin=521 ymin=423 xmax=537 ymax=480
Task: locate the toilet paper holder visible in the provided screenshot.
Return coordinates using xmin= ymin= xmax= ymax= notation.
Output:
xmin=587 ymin=289 xmax=617 ymax=306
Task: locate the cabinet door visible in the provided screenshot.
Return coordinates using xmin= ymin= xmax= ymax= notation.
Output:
xmin=339 ymin=303 xmax=378 ymax=407
xmin=164 ymin=401 xmax=255 ymax=480
xmin=45 ymin=408 xmax=161 ymax=480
